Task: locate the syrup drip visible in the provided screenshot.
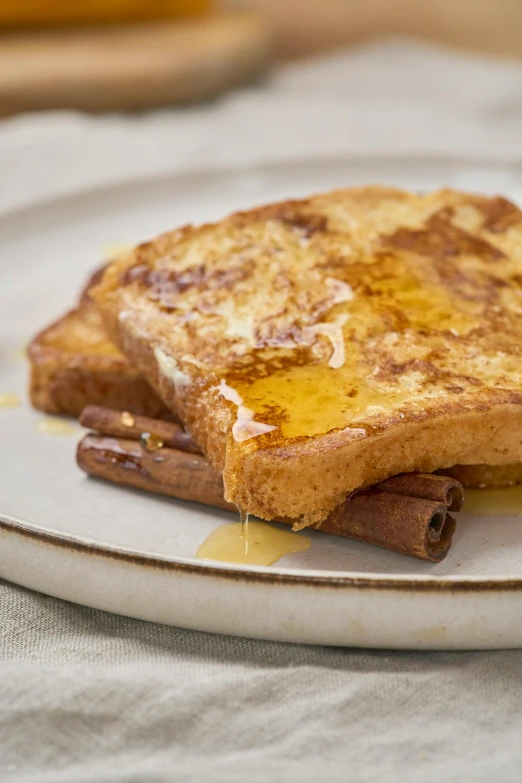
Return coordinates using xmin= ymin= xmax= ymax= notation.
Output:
xmin=35 ymin=417 xmax=77 ymax=436
xmin=140 ymin=432 xmax=164 ymax=452
xmin=196 ymin=520 xmax=311 ymax=566
xmin=463 ymin=486 xmax=522 ymax=516
xmin=0 ymin=393 xmax=20 ymax=408
xmin=239 ymin=508 xmax=249 ymax=554
xmin=8 ymin=348 xmax=26 ymax=361
xmin=120 ymin=411 xmax=135 ymax=427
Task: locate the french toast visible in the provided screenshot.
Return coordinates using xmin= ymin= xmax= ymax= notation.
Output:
xmin=28 ymin=269 xmax=168 ymax=418
xmin=92 ymin=186 xmax=522 ymax=525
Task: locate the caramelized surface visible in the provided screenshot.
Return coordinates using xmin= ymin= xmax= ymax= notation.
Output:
xmin=98 ymin=188 xmax=522 ymax=438
xmin=94 ymin=187 xmax=522 ymax=521
xmin=37 ymin=299 xmax=124 ymax=358
xmin=28 ymin=269 xmax=169 ymax=419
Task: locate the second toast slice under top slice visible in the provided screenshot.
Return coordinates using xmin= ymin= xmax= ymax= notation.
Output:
xmin=28 ymin=268 xmax=168 ymax=418
xmin=93 ymin=186 xmax=522 ymax=524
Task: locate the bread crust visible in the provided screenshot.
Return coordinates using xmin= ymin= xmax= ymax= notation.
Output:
xmin=28 ymin=286 xmax=167 ymax=419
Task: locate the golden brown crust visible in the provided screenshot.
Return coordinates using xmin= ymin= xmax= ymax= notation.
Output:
xmin=93 ymin=186 xmax=522 ymax=522
xmin=28 ymin=293 xmax=168 ymax=419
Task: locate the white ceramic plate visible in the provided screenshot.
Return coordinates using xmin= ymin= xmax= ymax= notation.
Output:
xmin=3 ymin=155 xmax=522 ymax=650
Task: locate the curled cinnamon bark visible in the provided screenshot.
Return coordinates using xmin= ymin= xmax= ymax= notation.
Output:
xmin=78 ymin=434 xmax=234 ymax=512
xmin=80 ymin=404 xmax=200 ymax=454
xmin=376 ymin=473 xmax=463 ymax=512
xmin=316 ymin=491 xmax=455 ymax=562
xmin=77 ymin=408 xmax=461 ymax=562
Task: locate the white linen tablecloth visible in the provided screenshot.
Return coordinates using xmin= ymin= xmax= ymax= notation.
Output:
xmin=2 ymin=39 xmax=522 ymax=782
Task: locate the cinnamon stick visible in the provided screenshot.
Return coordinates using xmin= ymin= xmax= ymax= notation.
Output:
xmin=79 ymin=409 xmax=462 ymax=514
xmin=316 ymin=491 xmax=455 ymax=562
xmin=78 ymin=434 xmax=234 ymax=512
xmin=80 ymin=405 xmax=200 ymax=454
xmin=375 ymin=473 xmax=463 ymax=512
xmin=77 ymin=406 xmax=461 ymax=562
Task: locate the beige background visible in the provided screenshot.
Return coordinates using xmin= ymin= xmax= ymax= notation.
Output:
xmin=238 ymin=0 xmax=522 ymax=60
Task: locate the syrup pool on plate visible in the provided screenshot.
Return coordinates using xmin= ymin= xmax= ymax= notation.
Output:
xmin=0 ymin=393 xmax=21 ymax=408
xmin=196 ymin=520 xmax=310 ymax=566
xmin=35 ymin=417 xmax=78 ymax=436
xmin=463 ymin=486 xmax=522 ymax=516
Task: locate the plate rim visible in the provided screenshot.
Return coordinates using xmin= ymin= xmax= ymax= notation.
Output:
xmin=3 ymin=512 xmax=522 ymax=592
xmin=2 ymin=150 xmax=522 ymax=225
xmin=5 ymin=152 xmax=522 ymax=594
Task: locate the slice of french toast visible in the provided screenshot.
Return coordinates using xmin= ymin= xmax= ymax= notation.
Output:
xmin=28 ymin=268 xmax=168 ymax=418
xmin=27 ymin=284 xmax=522 ymax=490
xmin=93 ymin=186 xmax=522 ymax=524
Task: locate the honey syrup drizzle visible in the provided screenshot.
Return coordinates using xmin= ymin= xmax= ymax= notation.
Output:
xmin=196 ymin=519 xmax=310 ymax=566
xmin=228 ymin=274 xmax=482 ymax=442
xmin=222 ymin=255 xmax=503 ymax=442
xmin=0 ymin=393 xmax=21 ymax=408
xmin=239 ymin=508 xmax=249 ymax=554
xmin=35 ymin=417 xmax=77 ymax=436
xmin=140 ymin=432 xmax=164 ymax=452
xmin=463 ymin=486 xmax=522 ymax=516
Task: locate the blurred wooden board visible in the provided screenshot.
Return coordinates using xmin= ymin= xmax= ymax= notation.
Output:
xmin=0 ymin=0 xmax=210 ymax=28
xmin=0 ymin=11 xmax=271 ymax=114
